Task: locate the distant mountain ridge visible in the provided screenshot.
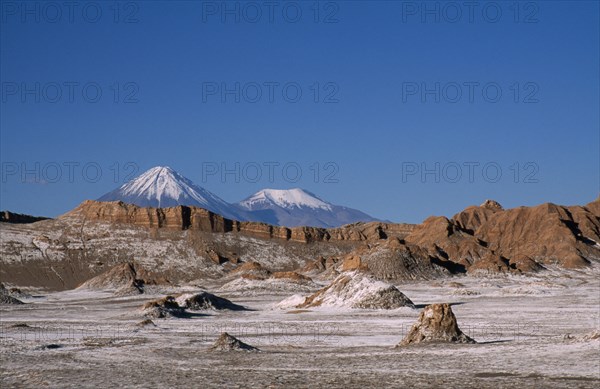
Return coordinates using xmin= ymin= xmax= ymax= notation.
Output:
xmin=97 ymin=166 xmax=380 ymax=228
xmin=1 ymin=211 xmax=50 ymax=224
xmin=236 ymin=188 xmax=379 ymax=228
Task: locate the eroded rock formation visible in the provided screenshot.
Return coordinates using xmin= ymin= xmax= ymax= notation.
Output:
xmin=398 ymin=303 xmax=475 ymax=345
xmin=296 ymin=271 xmax=415 ymax=309
xmin=211 ymin=332 xmax=259 ymax=352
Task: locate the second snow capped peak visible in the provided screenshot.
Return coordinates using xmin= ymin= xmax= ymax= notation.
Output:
xmin=238 ymin=188 xmax=333 ymax=211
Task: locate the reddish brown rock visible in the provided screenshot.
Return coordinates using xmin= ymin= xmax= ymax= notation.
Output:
xmin=474 ymin=202 xmax=599 ymax=268
xmin=452 ymin=199 xmax=504 ymax=233
xmin=404 ymin=216 xmax=491 ymax=268
xmin=398 ymin=303 xmax=475 ymax=346
xmin=341 ymin=254 xmax=365 ymax=271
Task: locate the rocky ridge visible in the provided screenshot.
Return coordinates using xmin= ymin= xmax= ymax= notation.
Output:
xmin=1 ymin=197 xmax=598 ymax=289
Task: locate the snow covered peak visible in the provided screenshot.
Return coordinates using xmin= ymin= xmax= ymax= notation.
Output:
xmin=118 ymin=166 xmax=201 ymax=205
xmin=145 ymin=166 xmax=175 ymax=175
xmin=98 ymin=166 xmax=241 ymax=219
xmin=239 ymin=188 xmax=333 ymax=211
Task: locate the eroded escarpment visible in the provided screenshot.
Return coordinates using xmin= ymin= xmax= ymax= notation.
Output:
xmin=68 ymin=200 xmax=415 ymax=243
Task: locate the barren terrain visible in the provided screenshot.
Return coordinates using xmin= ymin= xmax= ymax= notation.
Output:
xmin=1 ymin=266 xmax=598 ymax=388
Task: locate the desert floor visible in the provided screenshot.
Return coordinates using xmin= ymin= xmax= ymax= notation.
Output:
xmin=1 ymin=267 xmax=599 ymax=388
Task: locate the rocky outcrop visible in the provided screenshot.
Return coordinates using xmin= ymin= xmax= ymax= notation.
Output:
xmin=404 ymin=216 xmax=492 ymax=269
xmin=0 ymin=284 xmax=25 ymax=305
xmin=141 ymin=296 xmax=185 ymax=318
xmin=175 ymin=292 xmax=246 ymax=311
xmin=473 ymin=202 xmax=600 ymax=268
xmin=296 ymin=271 xmax=415 ymax=309
xmin=359 ymin=238 xmax=461 ymax=280
xmin=1 ymin=211 xmax=49 ymax=224
xmin=74 ymin=200 xmax=193 ymax=230
xmin=452 ymin=199 xmax=600 ymax=269
xmin=211 ymin=332 xmax=259 ymax=352
xmin=78 ymin=262 xmax=167 ymax=294
xmin=398 ymin=303 xmax=475 ymax=345
xmin=452 ymin=199 xmax=503 ymax=233
xmin=324 ymin=197 xmax=598 ymax=279
xmin=400 ymin=199 xmax=600 ymax=272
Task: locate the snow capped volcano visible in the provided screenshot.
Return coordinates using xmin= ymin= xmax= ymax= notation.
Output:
xmin=236 ymin=188 xmax=379 ymax=228
xmin=98 ymin=167 xmax=380 ymax=228
xmin=238 ymin=188 xmax=333 ymax=211
xmin=98 ymin=166 xmax=241 ymax=220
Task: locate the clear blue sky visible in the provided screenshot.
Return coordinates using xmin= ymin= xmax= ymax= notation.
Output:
xmin=1 ymin=0 xmax=598 ymax=223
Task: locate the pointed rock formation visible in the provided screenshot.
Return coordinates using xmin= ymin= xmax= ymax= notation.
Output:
xmin=297 ymin=271 xmax=415 ymax=309
xmin=481 ymin=199 xmax=503 ymax=211
xmin=211 ymin=332 xmax=259 ymax=352
xmin=398 ymin=303 xmax=475 ymax=346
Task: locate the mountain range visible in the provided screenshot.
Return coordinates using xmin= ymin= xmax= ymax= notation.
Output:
xmin=97 ymin=166 xmax=379 ymax=228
